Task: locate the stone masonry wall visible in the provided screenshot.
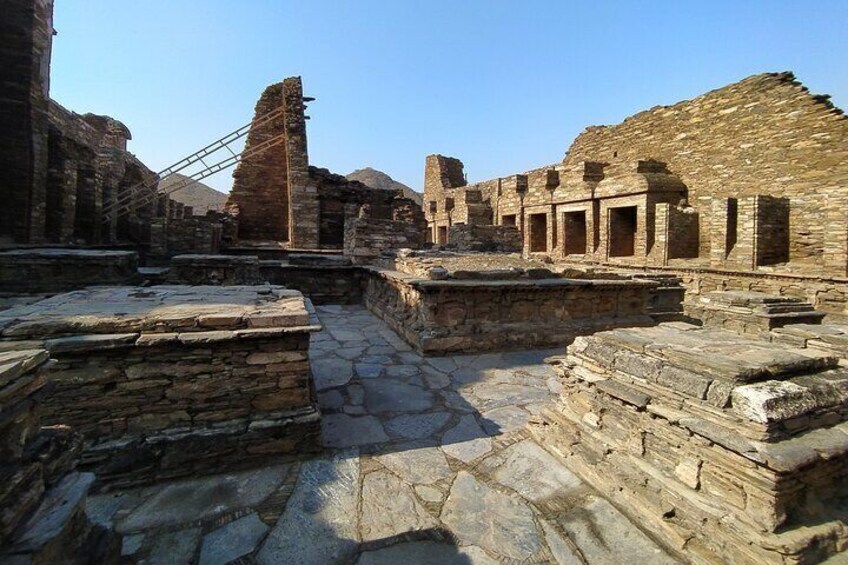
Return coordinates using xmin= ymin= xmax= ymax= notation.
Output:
xmin=425 ymin=73 xmax=847 ymax=278
xmin=344 ymin=218 xmax=425 ymax=265
xmin=0 ymin=0 xmax=53 ymax=243
xmin=229 ymin=82 xmax=291 ymax=241
xmin=564 ymin=72 xmax=848 ymax=270
xmin=363 ymin=268 xmax=656 ymax=354
xmin=447 ymin=224 xmax=522 ymax=252
xmin=40 ymin=332 xmax=318 ymax=486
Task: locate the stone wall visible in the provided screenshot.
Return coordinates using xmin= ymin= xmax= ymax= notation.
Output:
xmin=0 ymin=0 xmax=182 ymax=248
xmin=589 ymin=262 xmax=848 ymax=322
xmin=168 ymin=254 xmax=262 ymax=285
xmin=0 ymin=248 xmax=140 ymax=293
xmin=0 ymin=0 xmax=53 ymax=244
xmin=229 ymin=81 xmax=293 ymax=242
xmin=149 ymin=215 xmax=223 ymax=260
xmin=260 ymin=258 xmax=363 ymax=305
xmin=344 ymin=218 xmax=426 ymax=265
xmin=363 ymin=268 xmax=656 ymax=354
xmin=447 ymin=224 xmax=522 ymax=252
xmin=423 ymin=72 xmax=848 ymax=300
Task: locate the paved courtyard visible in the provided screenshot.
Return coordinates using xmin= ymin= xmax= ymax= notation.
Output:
xmin=84 ymin=305 xmax=677 ymax=564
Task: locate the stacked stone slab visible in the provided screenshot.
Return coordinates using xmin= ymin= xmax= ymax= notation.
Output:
xmin=771 ymin=323 xmax=848 ymax=359
xmin=689 ymin=290 xmax=825 ymax=335
xmin=0 ymin=285 xmax=322 ymax=487
xmin=533 ymin=323 xmax=848 ymax=563
xmin=0 ymin=349 xmax=121 ymax=563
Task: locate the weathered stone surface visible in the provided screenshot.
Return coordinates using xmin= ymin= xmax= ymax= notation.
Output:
xmin=322 ymin=414 xmax=388 ymax=448
xmin=557 ymin=496 xmax=677 ymax=564
xmin=540 ymin=521 xmax=582 ymax=565
xmin=376 ymin=441 xmax=453 ymax=485
xmin=119 ymin=466 xmax=287 ymax=532
xmin=482 ymin=440 xmax=583 ymax=503
xmin=312 ymin=357 xmax=354 ymax=391
xmin=441 ymin=415 xmax=493 ymax=463
xmin=9 ymin=471 xmax=95 ymax=554
xmin=356 ymin=541 xmax=498 ymax=565
xmin=145 ymin=527 xmax=202 ymax=565
xmin=360 ymin=471 xmax=438 ymax=541
xmin=385 ymin=412 xmax=451 ymax=439
xmin=362 ymin=379 xmax=435 ymax=414
xmin=258 ymin=451 xmax=359 ymax=565
xmin=732 ymin=380 xmax=819 ymax=423
xmin=441 ymin=471 xmax=542 ymax=560
xmin=199 ymin=512 xmax=269 ymax=565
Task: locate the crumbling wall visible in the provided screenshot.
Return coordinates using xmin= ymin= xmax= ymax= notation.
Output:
xmin=447 ymin=225 xmax=522 ymax=252
xmin=228 ymin=77 xmax=318 ymax=247
xmin=229 ymin=82 xmax=291 ymax=241
xmin=344 ymin=217 xmax=425 ymax=264
xmin=149 ymin=216 xmax=223 ymax=260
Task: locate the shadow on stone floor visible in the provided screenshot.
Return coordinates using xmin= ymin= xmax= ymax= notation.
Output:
xmin=309 ymin=305 xmax=562 ymax=461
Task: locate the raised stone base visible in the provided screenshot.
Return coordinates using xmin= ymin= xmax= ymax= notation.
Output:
xmin=363 ymin=267 xmax=656 ymax=355
xmin=0 ymin=248 xmax=139 ymax=293
xmin=0 ymin=286 xmax=323 ymax=487
xmin=687 ymin=291 xmax=825 ymax=335
xmin=533 ymin=324 xmax=848 ymax=564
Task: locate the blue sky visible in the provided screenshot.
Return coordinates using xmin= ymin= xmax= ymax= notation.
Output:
xmin=51 ymin=1 xmax=848 ymax=194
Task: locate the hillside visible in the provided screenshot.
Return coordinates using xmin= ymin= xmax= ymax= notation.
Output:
xmin=158 ymin=173 xmax=229 ymax=214
xmin=346 ymin=167 xmax=423 ymax=206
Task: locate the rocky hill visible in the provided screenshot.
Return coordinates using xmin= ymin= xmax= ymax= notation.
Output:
xmin=346 ymin=167 xmax=423 ymax=206
xmin=158 ymin=173 xmax=228 ymax=214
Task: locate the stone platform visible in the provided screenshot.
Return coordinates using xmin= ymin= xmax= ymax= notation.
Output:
xmin=363 ymin=267 xmax=657 ymax=355
xmin=533 ymin=323 xmax=848 ymax=564
xmin=689 ymin=291 xmax=825 ymax=335
xmin=0 ymin=286 xmax=322 ymax=487
xmin=0 ymin=248 xmax=139 ymax=293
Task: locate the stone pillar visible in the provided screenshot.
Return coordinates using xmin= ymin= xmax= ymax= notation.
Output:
xmin=823 ymin=194 xmax=848 ymax=277
xmin=653 ymin=202 xmax=670 ymax=266
xmin=0 ymin=0 xmax=54 ymax=243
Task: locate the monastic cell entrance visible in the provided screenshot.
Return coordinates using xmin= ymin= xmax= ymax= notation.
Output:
xmin=529 ymin=213 xmax=548 ymax=252
xmin=609 ymin=206 xmax=637 ymax=257
xmin=563 ymin=211 xmax=587 ymax=255
xmin=502 ymin=214 xmax=517 ymax=227
xmin=437 ymin=226 xmax=448 ymax=244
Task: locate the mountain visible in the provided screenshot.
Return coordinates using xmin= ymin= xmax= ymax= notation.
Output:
xmin=158 ymin=173 xmax=228 ymax=215
xmin=346 ymin=167 xmax=423 ymax=206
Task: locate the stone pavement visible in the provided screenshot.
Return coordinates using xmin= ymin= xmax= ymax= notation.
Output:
xmin=84 ymin=305 xmax=678 ymax=564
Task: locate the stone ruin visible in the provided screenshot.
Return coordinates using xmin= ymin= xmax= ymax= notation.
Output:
xmin=1 ymin=0 xmax=848 ymax=563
